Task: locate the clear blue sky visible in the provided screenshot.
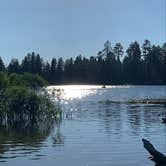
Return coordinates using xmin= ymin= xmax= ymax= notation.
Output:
xmin=0 ymin=0 xmax=165 ymax=63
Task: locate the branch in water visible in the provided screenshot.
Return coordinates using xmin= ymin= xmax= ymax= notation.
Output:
xmin=142 ymin=139 xmax=166 ymax=165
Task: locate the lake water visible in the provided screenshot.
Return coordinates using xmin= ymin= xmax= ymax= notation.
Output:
xmin=0 ymin=85 xmax=166 ymax=166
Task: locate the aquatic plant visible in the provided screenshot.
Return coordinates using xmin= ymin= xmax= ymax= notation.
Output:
xmin=0 ymin=72 xmax=59 ymax=128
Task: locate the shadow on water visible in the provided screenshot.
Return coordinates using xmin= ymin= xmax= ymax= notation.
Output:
xmin=0 ymin=117 xmax=64 ymax=162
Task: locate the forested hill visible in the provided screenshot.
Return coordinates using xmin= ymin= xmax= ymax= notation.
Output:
xmin=1 ymin=40 xmax=166 ymax=85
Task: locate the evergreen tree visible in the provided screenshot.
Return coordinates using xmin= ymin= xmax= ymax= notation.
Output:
xmin=8 ymin=58 xmax=20 ymax=74
xmin=21 ymin=55 xmax=29 ymax=73
xmin=64 ymin=58 xmax=74 ymax=83
xmin=114 ymin=43 xmax=124 ymax=60
xmin=161 ymin=43 xmax=166 ymax=83
xmin=56 ymin=58 xmax=64 ymax=84
xmin=0 ymin=57 xmax=5 ymax=72
xmin=142 ymin=40 xmax=152 ymax=83
xmin=114 ymin=43 xmax=123 ymax=83
xmin=35 ymin=54 xmax=43 ymax=75
xmin=123 ymin=41 xmax=142 ymax=84
xmin=147 ymin=46 xmax=163 ymax=84
xmin=50 ymin=58 xmax=57 ymax=83
xmin=142 ymin=40 xmax=152 ymax=60
xmin=42 ymin=62 xmax=51 ymax=82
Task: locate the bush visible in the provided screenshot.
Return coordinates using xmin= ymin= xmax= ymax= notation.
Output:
xmin=0 ymin=72 xmax=8 ymax=91
xmin=22 ymin=73 xmax=48 ymax=90
xmin=8 ymin=73 xmax=22 ymax=87
xmin=9 ymin=73 xmax=48 ymax=90
xmin=0 ymin=72 xmax=58 ymax=128
xmin=4 ymin=86 xmax=41 ymax=113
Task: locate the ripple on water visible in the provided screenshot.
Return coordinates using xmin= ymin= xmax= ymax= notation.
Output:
xmin=0 ymin=85 xmax=166 ymax=166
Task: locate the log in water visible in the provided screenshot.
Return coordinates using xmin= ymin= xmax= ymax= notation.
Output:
xmin=101 ymin=98 xmax=166 ymax=105
xmin=142 ymin=139 xmax=166 ymax=166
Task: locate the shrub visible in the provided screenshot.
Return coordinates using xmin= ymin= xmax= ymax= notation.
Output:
xmin=9 ymin=73 xmax=48 ymax=90
xmin=22 ymin=73 xmax=48 ymax=90
xmin=4 ymin=86 xmax=41 ymax=113
xmin=0 ymin=72 xmax=8 ymax=92
xmin=0 ymin=72 xmax=58 ymax=128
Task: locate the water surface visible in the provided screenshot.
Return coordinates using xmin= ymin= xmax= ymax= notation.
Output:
xmin=1 ymin=85 xmax=166 ymax=166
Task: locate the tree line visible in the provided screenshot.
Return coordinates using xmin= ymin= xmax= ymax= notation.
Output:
xmin=0 ymin=40 xmax=166 ymax=85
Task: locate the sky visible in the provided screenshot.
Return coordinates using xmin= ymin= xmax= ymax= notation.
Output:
xmin=0 ymin=0 xmax=165 ymax=64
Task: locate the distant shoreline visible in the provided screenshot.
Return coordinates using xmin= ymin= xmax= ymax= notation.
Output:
xmin=48 ymin=84 xmax=166 ymax=86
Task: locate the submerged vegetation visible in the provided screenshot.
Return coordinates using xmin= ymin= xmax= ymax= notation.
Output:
xmin=0 ymin=72 xmax=58 ymax=128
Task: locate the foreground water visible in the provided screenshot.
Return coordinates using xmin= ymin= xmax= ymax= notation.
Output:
xmin=0 ymin=85 xmax=166 ymax=166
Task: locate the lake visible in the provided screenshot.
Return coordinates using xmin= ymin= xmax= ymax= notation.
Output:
xmin=0 ymin=85 xmax=166 ymax=166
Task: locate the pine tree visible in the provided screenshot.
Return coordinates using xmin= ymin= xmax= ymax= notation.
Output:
xmin=0 ymin=57 xmax=5 ymax=72
xmin=8 ymin=58 xmax=20 ymax=74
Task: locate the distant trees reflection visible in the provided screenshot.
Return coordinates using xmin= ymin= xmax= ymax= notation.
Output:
xmin=97 ymin=101 xmax=166 ymax=138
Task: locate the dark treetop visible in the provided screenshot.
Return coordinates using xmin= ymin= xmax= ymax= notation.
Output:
xmin=1 ymin=40 xmax=166 ymax=85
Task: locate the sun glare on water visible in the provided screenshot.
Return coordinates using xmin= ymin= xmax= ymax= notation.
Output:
xmin=47 ymin=85 xmax=100 ymax=100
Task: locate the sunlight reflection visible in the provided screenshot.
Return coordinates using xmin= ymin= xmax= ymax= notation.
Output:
xmin=47 ymin=85 xmax=99 ymax=100
xmin=47 ymin=85 xmax=133 ymax=101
